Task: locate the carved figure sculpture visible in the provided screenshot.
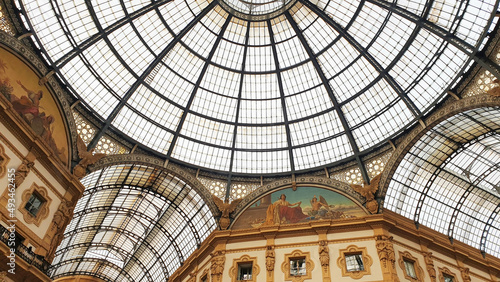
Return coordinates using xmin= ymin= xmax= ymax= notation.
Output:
xmin=212 ymin=196 xmax=242 ymax=230
xmin=47 ymin=199 xmax=75 ymax=261
xmin=211 ymin=250 xmax=225 ymax=282
xmin=73 ymin=135 xmax=106 ymax=178
xmin=14 ymin=157 xmax=34 ymax=188
xmin=460 ymin=267 xmax=471 ymax=282
xmin=375 ymin=235 xmax=395 ymax=269
xmin=423 ymin=252 xmax=436 ymax=282
xmin=350 ymin=173 xmax=382 ymax=214
xmin=319 ymin=240 xmax=330 ymax=269
xmin=265 ymin=245 xmax=275 ymax=272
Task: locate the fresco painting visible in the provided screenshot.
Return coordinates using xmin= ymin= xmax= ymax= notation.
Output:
xmin=0 ymin=48 xmax=68 ymax=166
xmin=232 ymin=186 xmax=367 ymax=230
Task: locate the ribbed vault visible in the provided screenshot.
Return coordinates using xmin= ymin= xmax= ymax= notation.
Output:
xmin=384 ymin=107 xmax=500 ymax=258
xmin=49 ymin=164 xmax=216 ymax=281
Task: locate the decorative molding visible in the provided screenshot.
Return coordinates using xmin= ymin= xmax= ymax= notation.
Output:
xmin=14 ymin=151 xmax=36 ymax=189
xmin=459 ymin=267 xmax=471 ymax=282
xmin=18 ymin=182 xmax=52 ymax=227
xmin=265 ymin=245 xmax=275 ymax=282
xmin=337 ymin=245 xmax=373 ymax=279
xmin=0 ymin=142 xmax=9 ymax=177
xmin=318 ymin=240 xmax=331 ymax=281
xmin=45 ymin=199 xmax=75 ymax=262
xmin=229 ymin=255 xmax=260 ymax=282
xmin=424 ymin=252 xmax=437 ymax=282
xmin=379 ymin=95 xmax=500 ymax=199
xmin=210 ymin=250 xmax=225 ymax=282
xmin=375 ymin=235 xmax=399 ymax=281
xmin=199 ymin=268 xmax=209 ymax=282
xmin=398 ymin=251 xmax=424 ymax=282
xmin=438 ymin=267 xmax=457 ymax=282
xmin=281 ymin=250 xmax=314 ymax=282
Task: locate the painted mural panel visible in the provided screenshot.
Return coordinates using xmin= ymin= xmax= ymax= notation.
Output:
xmin=0 ymin=47 xmax=68 ymax=165
xmin=232 ymin=186 xmax=367 ymax=230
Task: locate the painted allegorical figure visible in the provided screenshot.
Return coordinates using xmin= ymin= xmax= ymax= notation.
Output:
xmin=263 ymin=194 xmax=308 ymax=225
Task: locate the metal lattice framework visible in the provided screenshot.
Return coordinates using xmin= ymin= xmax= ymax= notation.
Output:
xmin=384 ymin=107 xmax=500 ymax=258
xmin=49 ymin=164 xmax=216 ymax=281
xmin=13 ymin=0 xmax=498 ymax=189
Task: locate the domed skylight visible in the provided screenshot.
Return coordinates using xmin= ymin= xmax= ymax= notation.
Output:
xmin=18 ymin=0 xmax=497 ymax=175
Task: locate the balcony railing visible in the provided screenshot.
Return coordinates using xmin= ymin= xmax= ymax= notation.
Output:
xmin=0 ymin=224 xmax=51 ymax=275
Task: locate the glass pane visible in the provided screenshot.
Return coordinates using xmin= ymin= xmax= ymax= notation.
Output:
xmin=345 ymin=254 xmax=364 ymax=272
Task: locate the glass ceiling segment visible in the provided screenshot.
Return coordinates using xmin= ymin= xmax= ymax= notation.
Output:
xmin=385 ymin=107 xmax=500 ymax=258
xmin=52 ymin=165 xmax=216 ymax=281
xmin=19 ymin=0 xmax=496 ymax=175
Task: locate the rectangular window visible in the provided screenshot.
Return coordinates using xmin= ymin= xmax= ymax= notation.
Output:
xmin=404 ymin=260 xmax=417 ymax=279
xmin=238 ymin=262 xmax=252 ymax=280
xmin=345 ymin=254 xmax=364 ymax=271
xmin=290 ymin=258 xmax=306 ymax=276
xmin=24 ymin=193 xmax=44 ymax=217
xmin=443 ymin=274 xmax=454 ymax=282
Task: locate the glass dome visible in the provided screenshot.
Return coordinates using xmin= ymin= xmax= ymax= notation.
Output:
xmin=18 ymin=0 xmax=496 ymax=175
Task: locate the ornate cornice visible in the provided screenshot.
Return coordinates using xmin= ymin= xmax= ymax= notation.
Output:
xmin=378 ymin=94 xmax=500 ymax=199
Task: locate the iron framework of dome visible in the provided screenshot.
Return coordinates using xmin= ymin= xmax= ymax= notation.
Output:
xmin=14 ymin=0 xmax=499 ymax=182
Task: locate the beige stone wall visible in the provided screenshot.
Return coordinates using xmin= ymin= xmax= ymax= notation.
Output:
xmin=170 ymin=213 xmax=500 ymax=282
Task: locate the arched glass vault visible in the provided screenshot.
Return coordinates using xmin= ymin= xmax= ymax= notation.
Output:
xmin=16 ymin=0 xmax=498 ymax=180
xmin=385 ymin=107 xmax=500 ymax=258
xmin=49 ymin=164 xmax=216 ymax=282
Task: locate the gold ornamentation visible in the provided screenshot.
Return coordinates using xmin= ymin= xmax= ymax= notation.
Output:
xmin=73 ymin=135 xmax=106 ymax=178
xmin=350 ymin=173 xmax=381 ymax=214
xmin=229 ymin=255 xmax=260 ymax=282
xmin=459 ymin=267 xmax=471 ymax=282
xmin=210 ymin=250 xmax=225 ymax=282
xmin=265 ymin=245 xmax=275 ymax=272
xmin=0 ymin=143 xmax=10 ymax=178
xmin=14 ymin=152 xmax=36 ymax=188
xmin=438 ymin=267 xmax=457 ymax=282
xmin=337 ymin=245 xmax=373 ymax=279
xmin=19 ymin=182 xmax=52 ymax=226
xmin=398 ymin=251 xmax=424 ymax=282
xmin=47 ymin=199 xmax=75 ymax=261
xmin=281 ymin=250 xmax=314 ymax=282
xmin=318 ymin=240 xmax=329 ymax=269
xmin=212 ymin=196 xmax=242 ymax=230
xmin=487 ymin=79 xmax=500 ymax=96
xmin=424 ymin=252 xmax=437 ymax=282
xmin=375 ymin=235 xmax=395 ymax=269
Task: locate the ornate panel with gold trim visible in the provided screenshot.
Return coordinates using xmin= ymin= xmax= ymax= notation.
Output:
xmin=337 ymin=245 xmax=373 ymax=279
xmin=229 ymin=255 xmax=260 ymax=282
xmin=398 ymin=251 xmax=424 ymax=282
xmin=18 ymin=182 xmax=52 ymax=226
xmin=281 ymin=250 xmax=314 ymax=282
